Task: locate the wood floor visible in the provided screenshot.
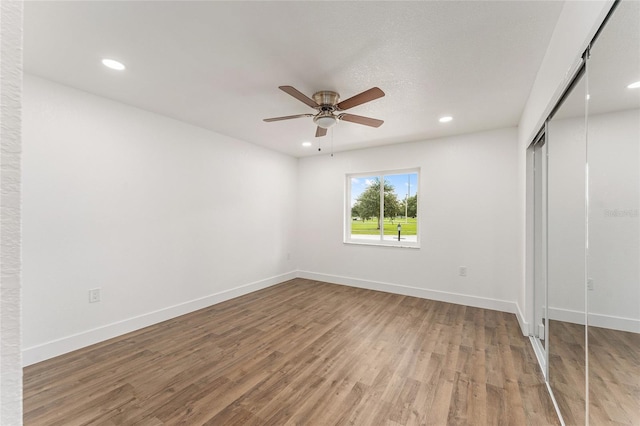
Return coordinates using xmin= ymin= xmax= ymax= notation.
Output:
xmin=24 ymin=278 xmax=559 ymax=425
xmin=548 ymin=320 xmax=586 ymax=426
xmin=549 ymin=319 xmax=640 ymax=425
xmin=589 ymin=326 xmax=640 ymax=425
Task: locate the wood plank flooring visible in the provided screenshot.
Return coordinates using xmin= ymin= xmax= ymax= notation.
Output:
xmin=549 ymin=319 xmax=640 ymax=425
xmin=548 ymin=320 xmax=586 ymax=426
xmin=589 ymin=326 xmax=640 ymax=425
xmin=24 ymin=278 xmax=559 ymax=425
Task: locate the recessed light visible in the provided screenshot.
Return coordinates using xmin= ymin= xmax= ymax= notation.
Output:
xmin=302 ymin=141 xmax=312 ymax=147
xmin=439 ymin=116 xmax=453 ymax=123
xmin=101 ymin=58 xmax=125 ymax=71
xmin=627 ymin=81 xmax=640 ymax=89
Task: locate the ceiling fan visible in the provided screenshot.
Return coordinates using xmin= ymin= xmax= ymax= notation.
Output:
xmin=263 ymin=86 xmax=385 ymax=137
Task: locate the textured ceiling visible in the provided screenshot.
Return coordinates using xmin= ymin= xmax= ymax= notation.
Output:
xmin=24 ymin=1 xmax=565 ymax=157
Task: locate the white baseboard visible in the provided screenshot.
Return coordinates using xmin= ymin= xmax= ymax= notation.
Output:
xmin=22 ymin=271 xmax=297 ymax=366
xmin=548 ymin=307 xmax=640 ymax=333
xmin=297 ymin=270 xmax=521 ymax=320
xmin=588 ymin=312 xmax=640 ymax=333
xmin=547 ymin=307 xmax=585 ymax=325
xmin=515 ymin=303 xmax=529 ymax=336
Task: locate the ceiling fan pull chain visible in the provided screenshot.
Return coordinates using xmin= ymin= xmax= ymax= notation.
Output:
xmin=331 ymin=127 xmax=334 ymax=157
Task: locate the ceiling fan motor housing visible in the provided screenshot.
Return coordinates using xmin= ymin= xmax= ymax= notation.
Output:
xmin=312 ymin=91 xmax=340 ymax=128
xmin=312 ymin=91 xmax=340 ymax=108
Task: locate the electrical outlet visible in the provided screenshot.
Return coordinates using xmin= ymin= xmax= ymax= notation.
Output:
xmin=587 ymin=278 xmax=594 ymax=291
xmin=89 ymin=288 xmax=101 ymax=303
xmin=459 ymin=266 xmax=467 ymax=277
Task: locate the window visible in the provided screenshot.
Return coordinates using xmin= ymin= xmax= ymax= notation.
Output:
xmin=346 ymin=169 xmax=419 ymax=247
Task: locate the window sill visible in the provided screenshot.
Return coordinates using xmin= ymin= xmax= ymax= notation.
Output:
xmin=343 ymin=240 xmax=420 ymax=249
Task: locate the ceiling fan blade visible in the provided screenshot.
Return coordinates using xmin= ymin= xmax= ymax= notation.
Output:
xmin=340 ymin=113 xmax=384 ymax=128
xmin=263 ymin=114 xmax=313 ymax=122
xmin=279 ymin=86 xmax=318 ymax=108
xmin=315 ymin=126 xmax=327 ymax=137
xmin=336 ymin=87 xmax=385 ymax=110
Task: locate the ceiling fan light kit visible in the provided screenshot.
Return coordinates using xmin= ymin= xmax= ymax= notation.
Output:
xmin=264 ymin=85 xmax=385 ymax=138
xmin=314 ymin=113 xmax=338 ymax=129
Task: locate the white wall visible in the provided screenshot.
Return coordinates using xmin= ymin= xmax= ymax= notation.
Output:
xmin=0 ymin=1 xmax=23 ymax=423
xmin=296 ymin=128 xmax=523 ymax=326
xmin=22 ymin=75 xmax=298 ymax=365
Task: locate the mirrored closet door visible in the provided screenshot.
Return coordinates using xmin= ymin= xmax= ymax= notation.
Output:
xmin=540 ymin=1 xmax=640 ymax=424
xmin=547 ymin=66 xmax=587 ymax=426
xmin=585 ymin=0 xmax=639 ymax=423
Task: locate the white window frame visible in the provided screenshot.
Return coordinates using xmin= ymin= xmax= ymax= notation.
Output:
xmin=345 ymin=168 xmax=420 ymax=248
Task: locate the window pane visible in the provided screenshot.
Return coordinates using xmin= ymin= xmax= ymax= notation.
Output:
xmin=346 ymin=170 xmax=419 ymax=246
xmin=350 ymin=176 xmax=382 ymax=241
xmin=382 ymin=173 xmax=418 ymax=242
